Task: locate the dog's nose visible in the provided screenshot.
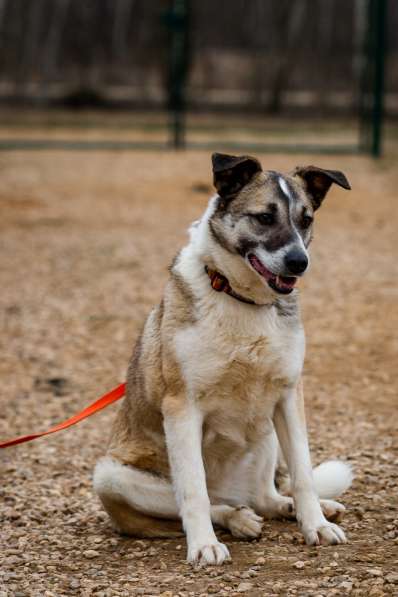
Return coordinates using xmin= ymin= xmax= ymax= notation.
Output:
xmin=284 ymin=248 xmax=308 ymax=275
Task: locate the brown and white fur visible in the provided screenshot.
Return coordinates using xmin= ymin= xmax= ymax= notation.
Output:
xmin=93 ymin=154 xmax=353 ymax=565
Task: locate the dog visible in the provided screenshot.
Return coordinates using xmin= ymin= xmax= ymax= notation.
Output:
xmin=93 ymin=153 xmax=353 ymax=565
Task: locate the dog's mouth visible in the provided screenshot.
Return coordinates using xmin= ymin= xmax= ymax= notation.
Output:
xmin=248 ymin=254 xmax=297 ymax=295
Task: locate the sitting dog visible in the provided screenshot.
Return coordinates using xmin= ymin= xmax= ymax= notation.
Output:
xmin=94 ymin=153 xmax=353 ymax=565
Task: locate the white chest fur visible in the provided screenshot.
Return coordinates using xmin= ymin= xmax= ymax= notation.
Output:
xmin=175 ymin=299 xmax=304 ymax=390
xmin=174 ymin=294 xmax=305 ymax=448
xmin=173 ymin=220 xmax=305 ymax=451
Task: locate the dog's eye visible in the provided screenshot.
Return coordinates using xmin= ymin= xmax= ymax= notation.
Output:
xmin=253 ymin=213 xmax=275 ymax=226
xmin=301 ymin=215 xmax=313 ymax=229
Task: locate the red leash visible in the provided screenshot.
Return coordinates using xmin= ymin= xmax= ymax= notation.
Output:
xmin=0 ymin=382 xmax=126 ymax=449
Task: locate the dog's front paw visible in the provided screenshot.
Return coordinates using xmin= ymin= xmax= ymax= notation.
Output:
xmin=302 ymin=520 xmax=347 ymax=546
xmin=226 ymin=505 xmax=263 ymax=539
xmin=256 ymin=495 xmax=295 ymax=520
xmin=188 ymin=540 xmax=231 ymax=566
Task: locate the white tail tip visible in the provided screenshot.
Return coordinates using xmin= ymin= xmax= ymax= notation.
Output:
xmin=313 ymin=460 xmax=353 ymax=499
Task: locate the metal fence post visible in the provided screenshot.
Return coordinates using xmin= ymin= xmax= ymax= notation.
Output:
xmin=370 ymin=0 xmax=386 ymax=157
xmin=165 ymin=0 xmax=190 ymax=149
xmin=360 ymin=0 xmax=387 ymax=156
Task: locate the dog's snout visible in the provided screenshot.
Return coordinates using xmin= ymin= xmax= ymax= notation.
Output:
xmin=284 ymin=248 xmax=308 ymax=275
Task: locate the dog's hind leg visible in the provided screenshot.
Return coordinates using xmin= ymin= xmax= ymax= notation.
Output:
xmin=94 ymin=456 xmax=262 ymax=540
xmin=93 ymin=456 xmax=183 ymax=538
xmin=211 ymin=505 xmax=263 ymax=539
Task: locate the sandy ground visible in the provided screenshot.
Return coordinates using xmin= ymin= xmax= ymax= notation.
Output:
xmin=0 ymin=149 xmax=397 ymax=596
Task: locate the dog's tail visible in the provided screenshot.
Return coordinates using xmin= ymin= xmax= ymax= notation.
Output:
xmin=278 ymin=460 xmax=353 ymax=500
xmin=312 ymin=460 xmax=353 ymax=499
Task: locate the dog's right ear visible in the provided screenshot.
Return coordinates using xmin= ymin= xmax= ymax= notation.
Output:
xmin=212 ymin=153 xmax=262 ymax=199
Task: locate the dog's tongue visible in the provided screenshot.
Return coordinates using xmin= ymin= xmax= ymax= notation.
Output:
xmin=275 ymin=275 xmax=297 ymax=290
xmin=248 ymin=254 xmax=275 ymax=281
xmin=248 ymin=254 xmax=297 ymax=292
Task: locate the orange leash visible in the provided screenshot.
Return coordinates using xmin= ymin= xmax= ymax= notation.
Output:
xmin=0 ymin=382 xmax=126 ymax=449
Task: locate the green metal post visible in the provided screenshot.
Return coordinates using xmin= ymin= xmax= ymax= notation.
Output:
xmin=166 ymin=0 xmax=190 ymax=149
xmin=370 ymin=0 xmax=386 ymax=157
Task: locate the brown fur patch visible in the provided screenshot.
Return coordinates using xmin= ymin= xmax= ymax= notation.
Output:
xmin=100 ymin=494 xmax=183 ymax=538
xmin=106 ymin=257 xmax=196 ymax=481
xmin=168 ymin=269 xmax=196 ymax=326
xmin=162 ymin=392 xmax=187 ymax=419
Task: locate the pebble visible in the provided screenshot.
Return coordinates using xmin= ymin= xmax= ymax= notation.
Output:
xmin=83 ymin=550 xmax=100 ymax=559
xmin=367 ymin=568 xmax=383 ymax=577
xmin=386 ymin=573 xmax=398 ymax=584
xmin=6 ymin=510 xmax=21 ymax=520
xmin=69 ymin=580 xmax=81 ymax=589
xmin=237 ymin=582 xmax=253 ymax=592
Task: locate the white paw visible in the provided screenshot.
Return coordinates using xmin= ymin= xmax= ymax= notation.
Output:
xmin=320 ymin=499 xmax=346 ymax=523
xmin=302 ymin=520 xmax=347 ymax=546
xmin=188 ymin=540 xmax=231 ymax=566
xmin=257 ymin=496 xmax=295 ymax=520
xmin=227 ymin=506 xmax=264 ymax=539
xmin=260 ymin=497 xmax=346 ymax=523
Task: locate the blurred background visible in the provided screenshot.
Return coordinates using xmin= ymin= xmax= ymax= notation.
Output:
xmin=0 ymin=0 xmax=395 ymax=155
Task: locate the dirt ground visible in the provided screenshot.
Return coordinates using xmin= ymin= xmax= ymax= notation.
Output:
xmin=0 ymin=149 xmax=397 ymax=597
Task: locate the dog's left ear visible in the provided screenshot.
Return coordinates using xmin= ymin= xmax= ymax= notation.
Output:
xmin=212 ymin=153 xmax=262 ymax=199
xmin=293 ymin=166 xmax=351 ymax=210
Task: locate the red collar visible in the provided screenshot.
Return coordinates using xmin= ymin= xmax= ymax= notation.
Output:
xmin=205 ymin=266 xmax=256 ymax=305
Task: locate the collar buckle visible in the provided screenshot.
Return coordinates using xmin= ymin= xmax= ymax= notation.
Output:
xmin=205 ymin=266 xmax=256 ymax=305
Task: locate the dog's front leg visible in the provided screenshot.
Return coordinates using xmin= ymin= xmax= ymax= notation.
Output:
xmin=273 ymin=386 xmax=347 ymax=546
xmin=162 ymin=395 xmax=230 ymax=565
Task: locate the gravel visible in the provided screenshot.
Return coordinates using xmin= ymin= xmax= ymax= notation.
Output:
xmin=1 ymin=150 xmax=397 ymax=596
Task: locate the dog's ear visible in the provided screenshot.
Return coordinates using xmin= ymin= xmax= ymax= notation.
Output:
xmin=293 ymin=166 xmax=351 ymax=210
xmin=212 ymin=153 xmax=262 ymax=199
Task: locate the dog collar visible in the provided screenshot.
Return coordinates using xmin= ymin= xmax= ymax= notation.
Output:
xmin=205 ymin=266 xmax=256 ymax=305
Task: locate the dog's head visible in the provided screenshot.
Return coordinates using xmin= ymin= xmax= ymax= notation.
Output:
xmin=209 ymin=153 xmax=350 ymax=296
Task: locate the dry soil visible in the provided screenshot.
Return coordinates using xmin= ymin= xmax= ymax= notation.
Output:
xmin=0 ymin=150 xmax=397 ymax=596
